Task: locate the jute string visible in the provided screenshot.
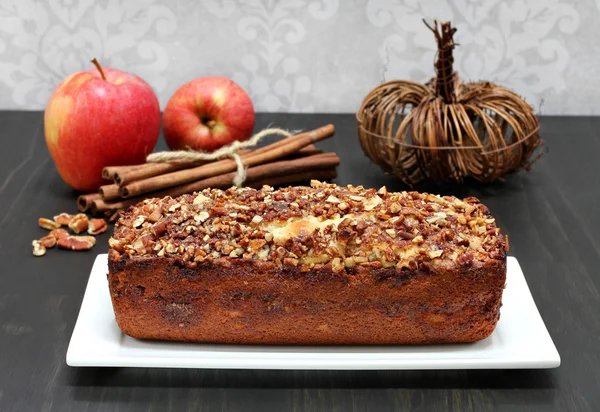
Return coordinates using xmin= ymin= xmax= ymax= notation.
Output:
xmin=146 ymin=128 xmax=293 ymax=186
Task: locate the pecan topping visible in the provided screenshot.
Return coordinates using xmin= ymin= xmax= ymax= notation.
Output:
xmin=109 ymin=183 xmax=506 ymax=272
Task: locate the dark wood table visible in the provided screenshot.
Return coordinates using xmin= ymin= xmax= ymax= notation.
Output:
xmin=0 ymin=111 xmax=598 ymax=411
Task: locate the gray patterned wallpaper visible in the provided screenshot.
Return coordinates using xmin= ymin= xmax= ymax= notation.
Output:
xmin=0 ymin=0 xmax=596 ymax=114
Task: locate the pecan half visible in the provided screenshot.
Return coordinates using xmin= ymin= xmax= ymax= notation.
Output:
xmin=38 ymin=217 xmax=60 ymax=230
xmin=50 ymin=228 xmax=69 ymax=240
xmin=53 ymin=213 xmax=74 ymax=226
xmin=39 ymin=234 xmax=57 ymax=248
xmin=87 ymin=218 xmax=107 ymax=235
xmin=32 ymin=240 xmax=46 ymax=256
xmin=58 ymin=235 xmax=96 ymax=251
xmin=68 ymin=213 xmax=89 ymax=234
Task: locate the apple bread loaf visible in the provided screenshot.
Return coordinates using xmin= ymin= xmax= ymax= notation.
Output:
xmin=108 ymin=181 xmax=507 ymax=344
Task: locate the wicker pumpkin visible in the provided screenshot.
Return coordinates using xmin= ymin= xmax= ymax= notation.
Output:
xmin=357 ymin=20 xmax=543 ymax=186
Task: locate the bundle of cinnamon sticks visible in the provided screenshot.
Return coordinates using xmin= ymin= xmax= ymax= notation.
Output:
xmin=77 ymin=124 xmax=339 ymax=218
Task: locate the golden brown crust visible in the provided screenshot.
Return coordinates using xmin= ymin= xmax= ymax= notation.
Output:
xmin=108 ymin=182 xmax=507 ymax=344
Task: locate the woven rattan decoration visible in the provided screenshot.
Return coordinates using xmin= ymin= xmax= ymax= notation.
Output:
xmin=357 ymin=20 xmax=543 ymax=186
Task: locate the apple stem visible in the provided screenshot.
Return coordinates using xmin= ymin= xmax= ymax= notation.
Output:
xmin=90 ymin=58 xmax=107 ymax=81
xmin=206 ymin=120 xmax=217 ymax=129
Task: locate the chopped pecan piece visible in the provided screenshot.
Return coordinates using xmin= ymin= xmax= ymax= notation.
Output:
xmin=331 ymin=257 xmax=344 ymax=272
xmin=58 ymin=235 xmax=96 ymax=251
xmin=108 ymin=237 xmax=126 ymax=252
xmin=39 ymin=235 xmax=57 ymax=248
xmin=151 ymin=221 xmax=167 ymax=237
xmin=457 ymin=251 xmax=474 ymax=265
xmin=148 ymin=208 xmax=162 ymax=223
xmin=210 ymin=206 xmax=227 ymax=216
xmin=427 ymin=250 xmax=444 ymax=259
xmin=50 ymin=228 xmax=69 ymax=240
xmin=490 ymin=250 xmax=504 ymax=260
xmin=53 ymin=213 xmax=74 ymax=226
xmin=32 ymin=240 xmax=46 ymax=256
xmin=87 ymin=218 xmax=107 ymax=235
xmin=398 ymin=230 xmax=415 ymax=240
xmin=38 ymin=217 xmax=60 ymax=230
xmin=68 ymin=213 xmax=89 ymax=234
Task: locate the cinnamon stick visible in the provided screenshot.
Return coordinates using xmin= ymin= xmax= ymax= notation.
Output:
xmin=146 ymin=153 xmax=339 ymax=200
xmin=153 ymin=152 xmax=339 ymax=197
xmin=98 ymin=184 xmax=121 ymax=201
xmin=120 ymin=125 xmax=335 ymax=198
xmin=115 ymin=159 xmax=205 ymax=186
xmin=286 ymin=145 xmax=323 ymax=158
xmin=91 ymin=197 xmax=142 ymax=215
xmin=77 ymin=193 xmax=102 ymax=212
xmin=246 ymin=152 xmax=338 ymax=182
xmin=116 ymin=146 xmax=322 ymax=186
xmin=114 ymin=149 xmax=259 ymax=185
xmin=91 ymin=153 xmax=339 ymax=214
xmin=106 ymin=209 xmax=122 ymax=223
xmin=241 ymin=125 xmax=334 ymax=166
xmin=102 ymin=164 xmax=147 ymax=181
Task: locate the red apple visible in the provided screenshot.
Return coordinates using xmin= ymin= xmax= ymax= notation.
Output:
xmin=44 ymin=59 xmax=160 ymax=192
xmin=163 ymin=76 xmax=255 ymax=152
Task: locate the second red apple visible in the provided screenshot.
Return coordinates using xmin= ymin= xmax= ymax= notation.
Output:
xmin=163 ymin=76 xmax=255 ymax=152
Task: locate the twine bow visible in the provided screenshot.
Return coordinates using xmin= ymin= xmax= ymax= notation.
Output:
xmin=146 ymin=128 xmax=293 ymax=186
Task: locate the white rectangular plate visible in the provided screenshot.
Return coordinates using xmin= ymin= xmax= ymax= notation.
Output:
xmin=67 ymin=255 xmax=560 ymax=370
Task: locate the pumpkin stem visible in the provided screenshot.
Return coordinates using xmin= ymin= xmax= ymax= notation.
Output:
xmin=424 ymin=20 xmax=458 ymax=103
